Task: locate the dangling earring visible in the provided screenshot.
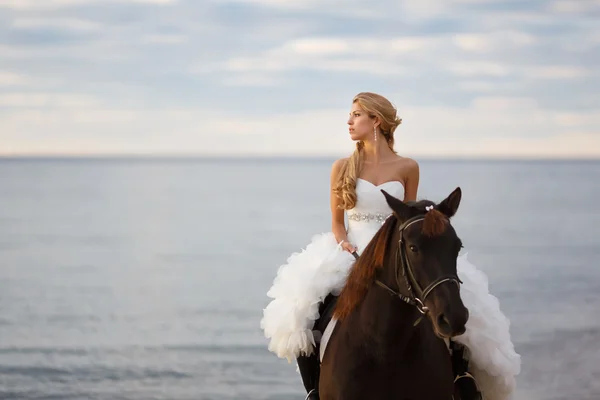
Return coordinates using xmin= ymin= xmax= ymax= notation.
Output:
xmin=373 ymin=126 xmax=377 ymax=142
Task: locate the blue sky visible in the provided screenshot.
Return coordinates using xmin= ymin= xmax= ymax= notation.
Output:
xmin=0 ymin=0 xmax=598 ymax=158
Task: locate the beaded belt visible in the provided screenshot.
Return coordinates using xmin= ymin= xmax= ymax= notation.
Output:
xmin=347 ymin=212 xmax=391 ymax=224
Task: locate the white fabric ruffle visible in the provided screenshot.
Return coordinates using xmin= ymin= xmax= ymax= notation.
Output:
xmin=454 ymin=254 xmax=522 ymax=399
xmin=260 ymin=232 xmax=354 ymax=362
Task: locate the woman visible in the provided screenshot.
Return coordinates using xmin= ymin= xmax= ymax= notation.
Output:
xmin=260 ymin=92 xmax=521 ymax=400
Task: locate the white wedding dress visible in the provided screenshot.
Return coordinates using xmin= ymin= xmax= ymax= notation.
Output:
xmin=260 ymin=178 xmax=521 ymax=400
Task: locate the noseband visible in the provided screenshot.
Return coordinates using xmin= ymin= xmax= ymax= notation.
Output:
xmin=355 ymin=214 xmax=462 ymax=317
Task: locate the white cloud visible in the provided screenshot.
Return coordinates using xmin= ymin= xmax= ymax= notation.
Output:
xmin=221 ymin=55 xmax=410 ymax=77
xmin=274 ymin=36 xmax=437 ymax=58
xmin=470 ymin=96 xmax=538 ymax=111
xmin=141 ymin=33 xmax=186 ymax=44
xmin=0 ymin=0 xmax=597 ymax=158
xmin=11 ymin=17 xmax=102 ymax=32
xmin=208 ymin=35 xmax=442 ymax=79
xmin=549 ymin=0 xmax=600 ymax=14
xmin=391 ymin=103 xmax=600 ymax=158
xmin=212 ymin=30 xmax=591 ymax=84
xmin=222 ymin=73 xmax=284 ymax=87
xmin=452 ymin=35 xmax=491 ymax=52
xmin=471 ymin=133 xmax=600 ymax=158
xmin=0 ymin=0 xmax=176 ymax=9
xmin=1 ymin=99 xmax=598 ymax=157
xmin=457 ymin=80 xmax=505 ymax=93
xmin=281 ymin=38 xmax=350 ymax=56
xmin=130 ymin=0 xmax=174 ymax=3
xmin=0 ymin=0 xmax=91 ymax=9
xmin=275 ymin=37 xmax=440 ymax=56
xmin=452 ymin=31 xmax=537 ymax=53
xmin=214 ymin=0 xmax=317 ymax=9
xmin=0 ymin=44 xmax=67 ymax=59
xmin=552 ymin=112 xmax=599 ymax=127
xmin=0 ymin=71 xmax=28 ymax=86
xmin=525 ymin=66 xmax=593 ymax=79
xmin=446 ymin=62 xmax=510 ymax=77
xmin=0 ymin=93 xmax=101 ymax=108
xmin=213 ymin=0 xmax=384 ymax=19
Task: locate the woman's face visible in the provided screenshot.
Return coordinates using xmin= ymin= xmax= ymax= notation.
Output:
xmin=347 ymin=102 xmax=376 ymax=142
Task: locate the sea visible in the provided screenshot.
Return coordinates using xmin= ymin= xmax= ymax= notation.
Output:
xmin=0 ymin=157 xmax=599 ymax=400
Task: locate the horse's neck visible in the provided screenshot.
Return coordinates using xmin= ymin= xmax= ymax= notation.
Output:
xmin=357 ymin=244 xmax=420 ymax=351
xmin=355 ymin=286 xmax=422 ymax=354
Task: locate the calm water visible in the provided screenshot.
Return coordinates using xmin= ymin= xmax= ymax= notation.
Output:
xmin=0 ymin=157 xmax=599 ymax=400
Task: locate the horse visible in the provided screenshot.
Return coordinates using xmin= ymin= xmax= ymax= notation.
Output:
xmin=318 ymin=187 xmax=473 ymax=400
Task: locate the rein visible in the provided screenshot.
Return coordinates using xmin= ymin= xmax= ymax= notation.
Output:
xmin=352 ymin=214 xmax=461 ymax=320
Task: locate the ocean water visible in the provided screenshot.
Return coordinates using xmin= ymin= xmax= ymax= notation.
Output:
xmin=0 ymin=157 xmax=599 ymax=400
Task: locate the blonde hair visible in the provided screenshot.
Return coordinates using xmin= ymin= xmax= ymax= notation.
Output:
xmin=333 ymin=92 xmax=402 ymax=210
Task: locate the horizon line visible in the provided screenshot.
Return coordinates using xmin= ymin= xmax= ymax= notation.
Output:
xmin=1 ymin=153 xmax=599 ymax=162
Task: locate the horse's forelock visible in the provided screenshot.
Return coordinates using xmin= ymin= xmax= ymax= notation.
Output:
xmin=409 ymin=200 xmax=449 ymax=237
xmin=422 ymin=209 xmax=449 ymax=237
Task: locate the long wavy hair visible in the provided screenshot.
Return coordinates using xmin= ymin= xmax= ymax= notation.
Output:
xmin=332 ymin=92 xmax=403 ymax=210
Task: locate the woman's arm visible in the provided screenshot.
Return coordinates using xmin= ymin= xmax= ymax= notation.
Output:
xmin=330 ymin=158 xmax=348 ymax=244
xmin=403 ymin=158 xmax=420 ymax=202
xmin=330 ymin=158 xmax=356 ymax=253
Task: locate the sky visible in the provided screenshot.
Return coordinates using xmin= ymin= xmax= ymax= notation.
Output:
xmin=0 ymin=0 xmax=599 ymax=158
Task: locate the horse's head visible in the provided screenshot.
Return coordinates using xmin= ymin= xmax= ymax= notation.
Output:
xmin=381 ymin=187 xmax=469 ymax=338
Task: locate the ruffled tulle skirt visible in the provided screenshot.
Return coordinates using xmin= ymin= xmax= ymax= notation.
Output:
xmin=260 ymin=230 xmax=521 ymax=400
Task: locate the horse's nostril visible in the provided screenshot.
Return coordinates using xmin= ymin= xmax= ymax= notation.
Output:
xmin=436 ymin=313 xmax=451 ymax=332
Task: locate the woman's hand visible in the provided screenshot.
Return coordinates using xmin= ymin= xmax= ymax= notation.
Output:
xmin=339 ymin=240 xmax=357 ymax=253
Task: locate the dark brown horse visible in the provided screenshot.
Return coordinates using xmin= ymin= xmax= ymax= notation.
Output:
xmin=318 ymin=187 xmax=470 ymax=400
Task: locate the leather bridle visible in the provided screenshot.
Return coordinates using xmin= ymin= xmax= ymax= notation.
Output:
xmin=354 ymin=214 xmax=462 ymax=317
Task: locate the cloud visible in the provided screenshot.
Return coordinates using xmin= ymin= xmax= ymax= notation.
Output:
xmin=206 ymin=29 xmax=595 ymax=92
xmin=468 ymin=133 xmax=600 ymax=158
xmin=0 ymin=71 xmax=28 ymax=86
xmin=198 ymin=35 xmax=447 ymax=82
xmin=548 ymin=0 xmax=600 ymax=14
xmin=213 ymin=0 xmax=387 ymax=19
xmin=1 ymin=97 xmax=598 ymax=158
xmin=525 ymin=66 xmax=593 ymax=79
xmin=0 ymin=0 xmax=176 ymax=10
xmin=0 ymin=92 xmax=101 ymax=108
xmin=0 ymin=0 xmax=91 ymax=9
xmin=452 ymin=31 xmax=537 ymax=53
xmin=446 ymin=62 xmax=510 ymax=77
xmin=10 ymin=17 xmax=102 ymax=32
xmin=0 ymin=0 xmax=598 ymax=157
xmin=221 ymin=73 xmax=284 ymax=87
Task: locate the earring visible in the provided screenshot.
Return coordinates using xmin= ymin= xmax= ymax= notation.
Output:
xmin=374 ymin=126 xmax=377 ymax=142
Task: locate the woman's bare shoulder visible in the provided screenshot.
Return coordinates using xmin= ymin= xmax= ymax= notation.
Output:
xmin=332 ymin=157 xmax=349 ymax=166
xmin=390 ymin=155 xmax=419 ymax=183
xmin=398 ymin=156 xmax=419 ymax=170
xmin=385 ymin=154 xmax=418 ymax=169
xmin=331 ymin=157 xmax=349 ymax=173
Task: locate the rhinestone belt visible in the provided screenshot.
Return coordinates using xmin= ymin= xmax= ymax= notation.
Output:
xmin=347 ymin=212 xmax=391 ymax=224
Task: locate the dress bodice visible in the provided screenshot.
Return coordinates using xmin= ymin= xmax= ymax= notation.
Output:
xmin=346 ymin=178 xmax=404 ymax=233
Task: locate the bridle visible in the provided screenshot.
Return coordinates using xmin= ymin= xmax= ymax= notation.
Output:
xmin=355 ymin=214 xmax=462 ymax=318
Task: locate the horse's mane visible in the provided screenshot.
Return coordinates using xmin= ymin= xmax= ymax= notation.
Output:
xmin=333 ymin=200 xmax=450 ymax=320
xmin=333 ymin=216 xmax=398 ymax=321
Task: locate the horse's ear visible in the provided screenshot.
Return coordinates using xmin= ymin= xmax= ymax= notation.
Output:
xmin=437 ymin=187 xmax=462 ymax=218
xmin=381 ymin=190 xmax=412 ymax=221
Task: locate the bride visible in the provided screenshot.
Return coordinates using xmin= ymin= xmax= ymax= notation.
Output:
xmin=260 ymin=92 xmax=521 ymax=400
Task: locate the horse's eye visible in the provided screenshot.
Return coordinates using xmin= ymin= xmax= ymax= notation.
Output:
xmin=409 ymin=245 xmax=418 ymax=253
